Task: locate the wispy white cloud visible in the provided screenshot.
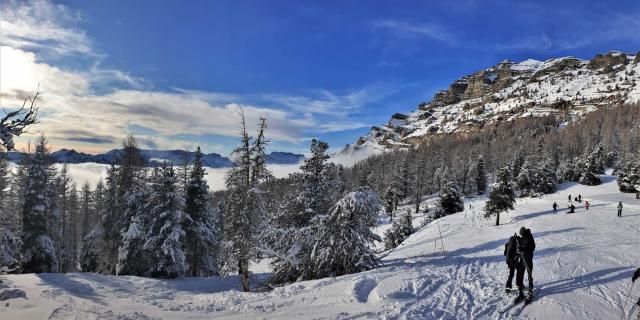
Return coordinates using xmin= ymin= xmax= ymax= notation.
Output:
xmin=371 ymin=19 xmax=457 ymax=44
xmin=1 ymin=0 xmax=394 ymax=153
xmin=0 ymin=0 xmax=93 ymax=57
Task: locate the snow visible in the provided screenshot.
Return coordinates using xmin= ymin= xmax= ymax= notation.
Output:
xmin=1 ymin=174 xmax=639 ymax=319
xmin=511 ymin=59 xmax=543 ymax=71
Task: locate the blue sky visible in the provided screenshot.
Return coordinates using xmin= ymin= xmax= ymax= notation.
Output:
xmin=1 ymin=0 xmax=638 ymax=155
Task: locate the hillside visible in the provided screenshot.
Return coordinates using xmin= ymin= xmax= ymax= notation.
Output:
xmin=1 ymin=173 xmax=638 ymax=319
xmin=349 ymin=51 xmax=640 ymax=151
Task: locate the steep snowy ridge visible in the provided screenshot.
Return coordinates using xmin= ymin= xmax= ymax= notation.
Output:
xmin=2 ymin=174 xmax=638 ymax=319
xmin=350 ymin=51 xmax=640 ymax=151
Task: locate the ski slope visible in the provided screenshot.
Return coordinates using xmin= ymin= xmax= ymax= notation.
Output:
xmin=1 ymin=174 xmax=639 ymax=319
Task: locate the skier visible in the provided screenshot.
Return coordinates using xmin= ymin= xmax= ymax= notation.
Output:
xmin=552 ymin=202 xmax=558 ymax=213
xmin=504 ymin=234 xmax=520 ymax=293
xmin=578 ymin=194 xmax=582 ymax=202
xmin=569 ymin=203 xmax=575 ymax=213
xmin=618 ymin=201 xmax=624 ymax=217
xmin=585 ymin=200 xmax=589 ymax=210
xmin=568 ymin=194 xmax=572 ymax=202
xmin=517 ymin=227 xmax=535 ymax=299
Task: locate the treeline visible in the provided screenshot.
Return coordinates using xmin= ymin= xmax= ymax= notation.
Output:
xmin=342 ymin=103 xmax=640 ymax=217
xmin=0 ymin=116 xmax=384 ymax=292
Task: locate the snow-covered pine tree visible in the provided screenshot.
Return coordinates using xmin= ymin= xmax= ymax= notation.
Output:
xmin=438 ymin=182 xmax=464 ymax=215
xmin=269 ymin=139 xmax=338 ymax=284
xmin=183 ymin=146 xmax=220 ymax=276
xmin=484 ymin=166 xmax=516 ymax=226
xmin=104 ymin=135 xmax=145 ymax=274
xmin=578 ymin=146 xmax=604 ymax=186
xmin=0 ymin=152 xmax=10 ymax=226
xmin=310 ymin=187 xmax=382 ymax=278
xmin=616 ymin=156 xmax=639 ymax=192
xmin=383 ymin=208 xmax=413 ymax=250
xmin=530 ymin=158 xmax=557 ymax=195
xmin=6 ymin=154 xmax=30 ymax=231
xmin=516 ymin=160 xmax=534 ymax=196
xmin=21 ymin=136 xmax=60 ymax=273
xmin=224 ymin=114 xmax=271 ymax=291
xmin=80 ymin=182 xmax=91 ymax=249
xmin=79 ymin=180 xmax=106 ymax=273
xmin=143 ymin=163 xmax=186 ymax=278
xmin=116 ymin=168 xmax=151 ymax=276
xmin=67 ymin=184 xmax=79 ymax=270
xmin=476 ymin=155 xmax=487 ymax=195
xmin=511 ymin=150 xmax=525 ymax=180
xmin=54 ymin=164 xmax=72 ymax=272
xmin=0 ymin=229 xmax=22 ymax=272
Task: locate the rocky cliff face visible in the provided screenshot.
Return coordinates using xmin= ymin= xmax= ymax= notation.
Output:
xmin=349 ymin=51 xmax=640 ymax=151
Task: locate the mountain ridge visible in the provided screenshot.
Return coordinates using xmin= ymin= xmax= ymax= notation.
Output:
xmin=3 ymin=148 xmax=304 ymax=168
xmin=346 ymin=50 xmax=640 ymax=153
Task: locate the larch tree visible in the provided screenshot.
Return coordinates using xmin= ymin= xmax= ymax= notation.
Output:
xmin=224 ymin=114 xmax=271 ymax=291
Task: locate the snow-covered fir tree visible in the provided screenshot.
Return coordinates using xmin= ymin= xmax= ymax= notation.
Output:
xmin=616 ymin=156 xmax=640 ymax=192
xmin=516 ymin=160 xmax=534 ymax=196
xmin=476 ymin=155 xmax=487 ymax=195
xmin=269 ymin=139 xmax=339 ymax=284
xmin=438 ymin=182 xmax=464 ymax=215
xmin=183 ymin=146 xmax=221 ymax=276
xmin=224 ymin=115 xmax=271 ymax=291
xmin=116 ymin=169 xmax=151 ymax=276
xmin=484 ymin=166 xmax=516 ymax=226
xmin=310 ymin=187 xmax=382 ymax=277
xmin=143 ymin=163 xmax=186 ymax=278
xmin=0 ymin=153 xmax=10 ymax=225
xmin=383 ymin=208 xmax=413 ymax=250
xmin=21 ymin=136 xmax=60 ymax=273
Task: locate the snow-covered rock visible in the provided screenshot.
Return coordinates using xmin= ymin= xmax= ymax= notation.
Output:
xmin=350 ymin=51 xmax=640 ymax=152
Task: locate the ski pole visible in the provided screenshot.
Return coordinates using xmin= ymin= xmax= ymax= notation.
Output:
xmin=621 ymin=281 xmax=637 ymax=320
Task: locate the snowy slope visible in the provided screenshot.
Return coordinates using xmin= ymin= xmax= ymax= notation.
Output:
xmin=1 ymin=174 xmax=639 ymax=319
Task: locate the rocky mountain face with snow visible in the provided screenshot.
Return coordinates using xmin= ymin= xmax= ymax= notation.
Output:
xmin=347 ymin=51 xmax=640 ymax=152
xmin=5 ymin=148 xmax=304 ymax=168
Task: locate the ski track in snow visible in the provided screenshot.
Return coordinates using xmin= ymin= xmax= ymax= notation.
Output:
xmin=1 ymin=175 xmax=639 ymax=319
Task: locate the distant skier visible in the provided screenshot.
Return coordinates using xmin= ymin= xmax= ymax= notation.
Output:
xmin=568 ymin=194 xmax=572 ymax=202
xmin=585 ymin=200 xmax=590 ymax=210
xmin=552 ymin=202 xmax=558 ymax=213
xmin=575 ymin=197 xmax=579 ymax=202
xmin=568 ymin=203 xmax=575 ymax=213
xmin=618 ymin=201 xmax=624 ymax=217
xmin=578 ymin=194 xmax=582 ymax=202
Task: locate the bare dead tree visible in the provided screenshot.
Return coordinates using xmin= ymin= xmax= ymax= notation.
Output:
xmin=0 ymin=91 xmax=40 ymax=150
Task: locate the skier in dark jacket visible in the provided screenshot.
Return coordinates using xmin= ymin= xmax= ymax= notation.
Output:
xmin=552 ymin=202 xmax=558 ymax=213
xmin=518 ymin=227 xmax=535 ymax=296
xmin=504 ymin=234 xmax=520 ymax=293
xmin=618 ymin=202 xmax=624 ymax=217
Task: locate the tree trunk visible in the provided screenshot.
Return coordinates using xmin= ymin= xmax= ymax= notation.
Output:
xmin=495 ymin=213 xmax=500 ymax=226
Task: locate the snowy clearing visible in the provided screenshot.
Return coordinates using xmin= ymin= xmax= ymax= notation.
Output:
xmin=1 ymin=174 xmax=639 ymax=319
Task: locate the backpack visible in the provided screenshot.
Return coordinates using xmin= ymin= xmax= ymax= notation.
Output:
xmin=504 ymin=235 xmax=519 ymax=266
